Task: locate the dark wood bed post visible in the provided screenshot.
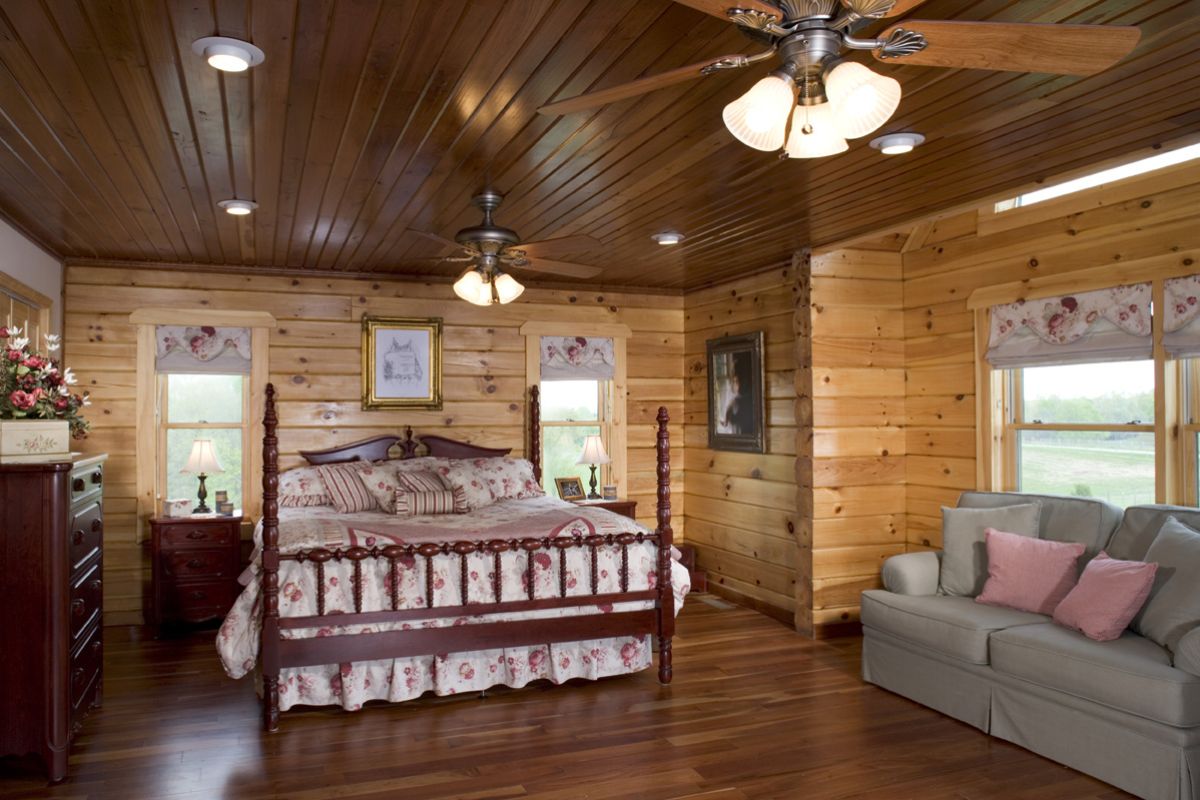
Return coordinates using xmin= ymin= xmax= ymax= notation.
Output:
xmin=655 ymin=406 xmax=673 ymax=685
xmin=529 ymin=385 xmax=541 ymax=483
xmin=261 ymin=383 xmax=281 ymax=732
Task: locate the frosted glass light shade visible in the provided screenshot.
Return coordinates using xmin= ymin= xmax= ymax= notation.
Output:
xmin=453 ymin=269 xmax=492 ymax=306
xmin=492 ymin=271 xmax=525 ymax=304
xmin=825 ymin=61 xmax=902 ymax=139
xmin=784 ymin=103 xmax=848 ymax=159
xmin=182 ymin=438 xmax=224 ymax=475
xmin=576 ymin=434 xmax=611 ymax=465
xmin=722 ymin=75 xmax=794 ymax=151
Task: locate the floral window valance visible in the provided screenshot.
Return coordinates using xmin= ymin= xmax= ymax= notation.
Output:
xmin=539 ymin=336 xmax=615 ymax=381
xmin=1164 ymin=274 xmax=1200 ymax=358
xmin=155 ymin=325 xmax=252 ymax=374
xmin=986 ymin=283 xmax=1152 ymax=368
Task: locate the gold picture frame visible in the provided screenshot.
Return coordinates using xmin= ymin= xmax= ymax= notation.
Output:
xmin=361 ymin=316 xmax=442 ymax=410
xmin=554 ymin=476 xmax=586 ymax=502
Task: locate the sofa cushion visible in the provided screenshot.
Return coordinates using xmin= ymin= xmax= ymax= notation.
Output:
xmin=1108 ymin=504 xmax=1200 ymax=562
xmin=990 ymin=623 xmax=1200 ymax=727
xmin=861 ymin=590 xmax=1048 ymax=665
xmin=939 ymin=504 xmax=1040 ymax=597
xmin=1135 ymin=516 xmax=1200 ymax=653
xmin=957 ymin=491 xmax=1122 ymax=560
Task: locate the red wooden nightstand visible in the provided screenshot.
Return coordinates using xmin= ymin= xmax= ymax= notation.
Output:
xmin=149 ymin=515 xmax=243 ymax=635
xmin=572 ymin=498 xmax=637 ymax=520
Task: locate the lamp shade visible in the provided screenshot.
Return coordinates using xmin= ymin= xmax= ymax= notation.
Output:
xmin=722 ymin=74 xmax=794 ymax=151
xmin=576 ymin=434 xmax=611 ymax=466
xmin=784 ymin=102 xmax=848 ymax=159
xmin=453 ymin=268 xmax=492 ymax=306
xmin=492 ymin=271 xmax=525 ymax=304
xmin=181 ymin=438 xmax=224 ymax=475
xmin=825 ymin=61 xmax=901 ymax=139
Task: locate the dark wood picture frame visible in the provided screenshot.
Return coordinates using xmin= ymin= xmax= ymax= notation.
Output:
xmin=706 ymin=331 xmax=765 ymax=453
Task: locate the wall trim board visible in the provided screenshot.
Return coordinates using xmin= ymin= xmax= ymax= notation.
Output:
xmin=128 ymin=308 xmax=278 ymax=327
xmin=966 ymin=256 xmax=1200 ymax=309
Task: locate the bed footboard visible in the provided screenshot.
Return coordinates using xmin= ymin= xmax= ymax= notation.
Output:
xmin=258 ymin=383 xmax=673 ymax=731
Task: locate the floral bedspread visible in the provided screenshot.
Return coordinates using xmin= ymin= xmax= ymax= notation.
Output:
xmin=217 ymin=497 xmax=689 ymax=711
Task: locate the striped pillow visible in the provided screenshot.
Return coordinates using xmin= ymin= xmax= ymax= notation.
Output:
xmin=317 ymin=463 xmax=377 ymax=513
xmin=396 ymin=470 xmax=448 ymax=494
xmin=394 ymin=489 xmax=458 ymax=516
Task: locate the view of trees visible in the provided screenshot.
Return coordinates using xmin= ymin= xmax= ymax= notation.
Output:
xmin=163 ymin=374 xmax=245 ymax=510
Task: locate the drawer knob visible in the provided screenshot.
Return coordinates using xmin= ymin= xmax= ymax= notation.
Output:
xmin=72 ymin=667 xmax=85 ymax=687
xmin=72 ymin=530 xmax=85 ymax=546
xmin=186 ymin=558 xmax=204 ymax=569
xmin=71 ymin=599 xmax=85 ymax=618
xmin=89 ymin=579 xmax=102 ymax=593
xmin=91 ymin=518 xmax=103 ymax=533
xmin=186 ymin=530 xmax=207 ymax=540
xmin=72 ymin=478 xmax=85 ymax=492
xmin=90 ymin=640 xmax=102 ymax=655
xmin=187 ymin=590 xmax=207 ymax=601
xmin=90 ymin=470 xmax=102 ymax=484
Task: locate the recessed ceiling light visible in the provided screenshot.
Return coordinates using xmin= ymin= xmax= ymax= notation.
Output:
xmin=191 ymin=36 xmax=266 ymax=72
xmin=218 ymin=199 xmax=258 ymax=216
xmin=869 ymin=132 xmax=926 ymax=155
xmin=651 ymin=231 xmax=684 ymax=245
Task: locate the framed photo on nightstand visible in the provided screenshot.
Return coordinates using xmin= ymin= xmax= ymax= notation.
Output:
xmin=555 ymin=476 xmax=586 ymax=502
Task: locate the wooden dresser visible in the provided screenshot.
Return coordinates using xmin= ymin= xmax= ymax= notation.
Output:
xmin=0 ymin=453 xmax=107 ymax=782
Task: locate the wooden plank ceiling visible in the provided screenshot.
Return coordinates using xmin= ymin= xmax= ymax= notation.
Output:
xmin=0 ymin=0 xmax=1195 ymax=290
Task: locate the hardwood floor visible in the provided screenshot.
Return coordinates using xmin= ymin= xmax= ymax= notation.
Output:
xmin=0 ymin=596 xmax=1131 ymax=800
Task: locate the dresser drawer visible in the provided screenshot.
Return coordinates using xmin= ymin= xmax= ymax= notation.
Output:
xmin=161 ymin=523 xmax=238 ymax=549
xmin=69 ymin=626 xmax=102 ymax=717
xmin=70 ymin=463 xmax=104 ymax=505
xmin=162 ymin=548 xmax=236 ymax=580
xmin=166 ymin=580 xmax=236 ymax=623
xmin=68 ymin=501 xmax=103 ymax=574
xmin=69 ymin=562 xmax=103 ymax=643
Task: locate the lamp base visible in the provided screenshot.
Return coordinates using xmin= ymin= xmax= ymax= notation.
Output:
xmin=192 ymin=473 xmax=211 ymax=514
xmin=586 ymin=464 xmax=601 ymax=500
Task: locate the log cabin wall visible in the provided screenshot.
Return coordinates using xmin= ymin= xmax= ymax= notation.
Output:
xmin=901 ymin=161 xmax=1200 ymax=551
xmin=807 ymin=247 xmax=907 ymax=632
xmin=682 ymin=263 xmax=798 ymax=625
xmin=63 ymin=264 xmax=685 ymax=625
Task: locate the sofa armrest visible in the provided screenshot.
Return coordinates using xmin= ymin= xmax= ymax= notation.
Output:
xmin=881 ymin=551 xmax=942 ymax=596
xmin=1175 ymin=626 xmax=1200 ymax=677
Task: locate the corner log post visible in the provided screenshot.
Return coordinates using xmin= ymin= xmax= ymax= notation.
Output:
xmin=655 ymin=406 xmax=673 ymax=684
xmin=261 ymin=383 xmax=281 ymax=732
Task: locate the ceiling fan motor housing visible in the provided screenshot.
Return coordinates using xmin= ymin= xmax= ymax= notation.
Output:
xmin=456 ymin=190 xmax=522 ymax=254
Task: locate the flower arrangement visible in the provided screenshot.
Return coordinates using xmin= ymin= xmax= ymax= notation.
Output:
xmin=0 ymin=326 xmax=89 ymax=438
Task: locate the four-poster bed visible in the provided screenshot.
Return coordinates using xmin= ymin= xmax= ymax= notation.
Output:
xmin=229 ymin=384 xmax=678 ymax=731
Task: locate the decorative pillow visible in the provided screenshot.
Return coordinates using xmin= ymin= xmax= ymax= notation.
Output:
xmin=939 ymin=503 xmax=1041 ymax=597
xmin=436 ymin=461 xmax=494 ymax=511
xmin=976 ymin=528 xmax=1085 ymax=615
xmin=278 ymin=466 xmax=331 ymax=507
xmin=354 ymin=463 xmax=407 ymax=513
xmin=1052 ymin=552 xmax=1158 ymax=641
xmin=396 ymin=470 xmax=449 ymax=494
xmin=467 ymin=457 xmax=543 ymax=501
xmin=317 ymin=463 xmax=377 ymax=513
xmin=394 ymin=489 xmax=458 ymax=516
xmin=1134 ymin=516 xmax=1200 ymax=653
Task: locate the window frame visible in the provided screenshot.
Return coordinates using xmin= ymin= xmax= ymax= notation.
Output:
xmin=155 ymin=373 xmax=251 ymax=512
xmin=538 ymin=378 xmax=612 ymax=492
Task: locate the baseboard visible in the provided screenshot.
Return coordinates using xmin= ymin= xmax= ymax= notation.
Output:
xmin=814 ymin=620 xmax=863 ymax=639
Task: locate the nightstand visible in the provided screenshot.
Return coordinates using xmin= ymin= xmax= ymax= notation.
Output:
xmin=573 ymin=498 xmax=637 ymax=520
xmin=149 ymin=515 xmax=243 ymax=635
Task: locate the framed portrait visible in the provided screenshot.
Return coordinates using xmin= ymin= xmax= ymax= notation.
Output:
xmin=554 ymin=476 xmax=586 ymax=502
xmin=361 ymin=316 xmax=443 ymax=410
xmin=706 ymin=331 xmax=765 ymax=453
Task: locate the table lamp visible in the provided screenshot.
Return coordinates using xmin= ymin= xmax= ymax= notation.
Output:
xmin=181 ymin=438 xmax=224 ymax=514
xmin=576 ymin=435 xmax=611 ymax=500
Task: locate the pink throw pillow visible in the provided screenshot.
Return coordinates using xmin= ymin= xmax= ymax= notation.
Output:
xmin=975 ymin=528 xmax=1085 ymax=615
xmin=1052 ymin=552 xmax=1159 ymax=641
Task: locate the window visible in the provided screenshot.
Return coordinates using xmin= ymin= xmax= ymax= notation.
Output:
xmin=157 ymin=373 xmax=249 ymax=511
xmin=1004 ymin=361 xmax=1155 ymax=506
xmin=540 ymin=379 xmax=610 ymax=493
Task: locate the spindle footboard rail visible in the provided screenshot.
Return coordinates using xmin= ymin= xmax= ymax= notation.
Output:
xmin=258 ymin=383 xmax=674 ymax=732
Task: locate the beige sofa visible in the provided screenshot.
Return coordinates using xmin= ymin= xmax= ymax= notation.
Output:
xmin=861 ymin=492 xmax=1200 ymax=800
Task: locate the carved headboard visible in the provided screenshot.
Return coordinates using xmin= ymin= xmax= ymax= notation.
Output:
xmin=298 ymin=426 xmax=512 ymax=465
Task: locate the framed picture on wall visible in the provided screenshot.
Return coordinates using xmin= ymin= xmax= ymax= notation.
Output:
xmin=361 ymin=316 xmax=443 ymax=410
xmin=706 ymin=331 xmax=765 ymax=453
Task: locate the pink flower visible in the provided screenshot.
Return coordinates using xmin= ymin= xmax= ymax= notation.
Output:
xmin=9 ymin=390 xmax=35 ymax=410
xmin=5 ymin=349 xmax=20 ymax=361
xmin=1060 ymin=297 xmax=1078 ymax=312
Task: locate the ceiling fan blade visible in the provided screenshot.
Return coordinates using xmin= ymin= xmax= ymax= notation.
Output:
xmin=671 ymin=0 xmax=781 ymax=24
xmin=881 ymin=0 xmax=926 ymax=16
xmin=511 ymin=258 xmax=603 ymax=279
xmin=538 ymin=51 xmax=758 ymax=116
xmin=874 ymin=20 xmax=1141 ymax=75
xmin=409 ymin=229 xmax=462 ymax=253
xmin=517 ymin=235 xmax=603 ymax=258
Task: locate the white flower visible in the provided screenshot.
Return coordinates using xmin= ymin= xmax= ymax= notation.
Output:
xmin=63 ymin=367 xmax=78 ymax=385
xmin=6 ymin=326 xmax=21 ymax=337
xmin=82 ymin=396 xmax=91 ymax=407
xmin=11 ymin=336 xmax=28 ymax=350
xmin=43 ymin=334 xmax=61 ymax=352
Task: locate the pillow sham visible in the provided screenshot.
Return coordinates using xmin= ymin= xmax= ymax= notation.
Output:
xmin=394 ymin=489 xmax=458 ymax=516
xmin=1134 ymin=516 xmax=1200 ymax=653
xmin=468 ymin=457 xmax=543 ymax=501
xmin=939 ymin=503 xmax=1041 ymax=597
xmin=396 ymin=470 xmax=449 ymax=494
xmin=1052 ymin=552 xmax=1158 ymax=641
xmin=354 ymin=463 xmax=407 ymax=513
xmin=976 ymin=528 xmax=1084 ymax=615
xmin=278 ymin=465 xmax=331 ymax=508
xmin=436 ymin=461 xmax=494 ymax=511
xmin=317 ymin=463 xmax=377 ymax=514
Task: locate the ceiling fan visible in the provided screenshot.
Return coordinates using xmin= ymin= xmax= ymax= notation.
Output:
xmin=537 ymin=0 xmax=1141 ymax=158
xmin=408 ymin=191 xmax=604 ymax=305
